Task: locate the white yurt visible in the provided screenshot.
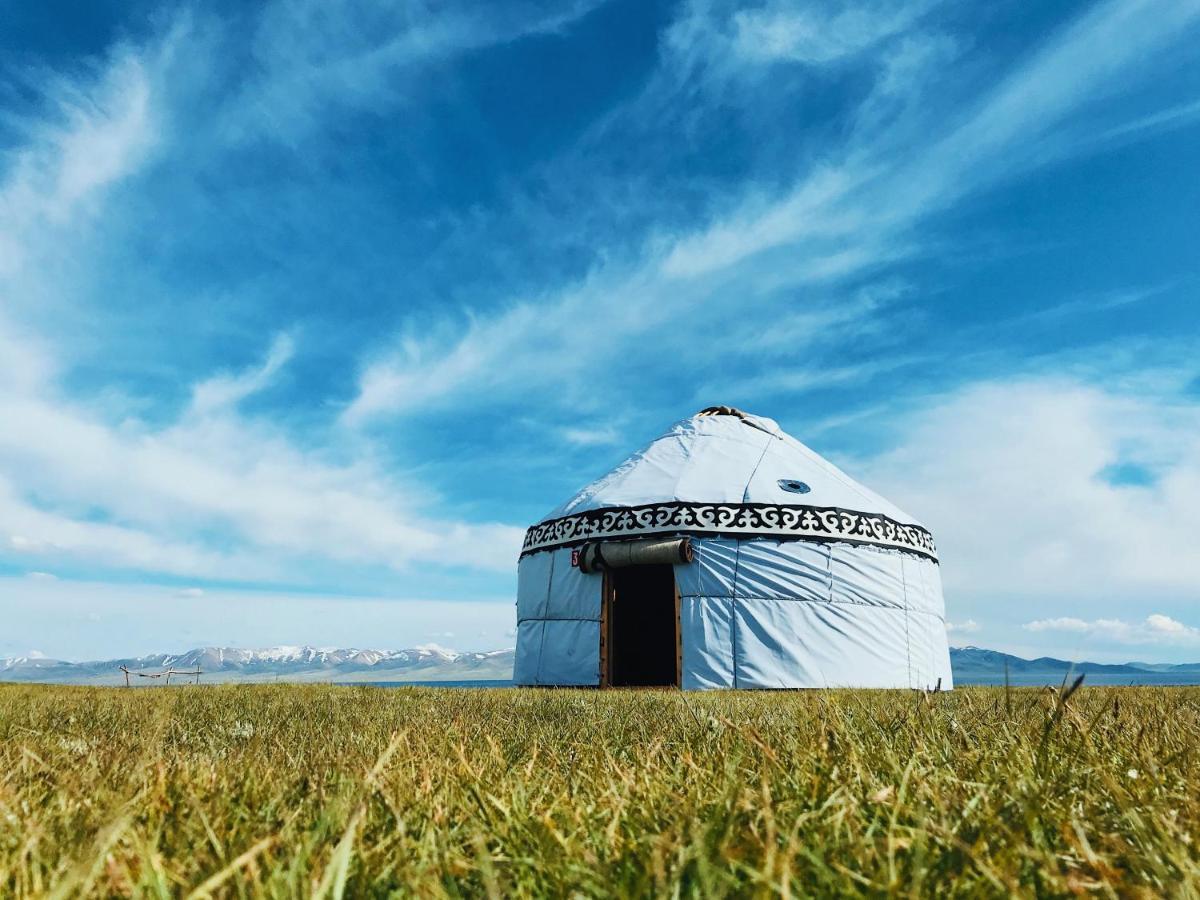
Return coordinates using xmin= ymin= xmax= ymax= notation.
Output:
xmin=513 ymin=407 xmax=953 ymax=690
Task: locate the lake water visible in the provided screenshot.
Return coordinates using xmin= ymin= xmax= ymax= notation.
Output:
xmin=955 ymin=672 xmax=1200 ymax=687
xmin=337 ymin=679 xmax=514 ymax=688
xmin=342 ymin=674 xmax=1200 ymax=689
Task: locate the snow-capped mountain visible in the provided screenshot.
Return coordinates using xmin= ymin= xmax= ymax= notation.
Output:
xmin=13 ymin=645 xmax=1196 ymax=687
xmin=0 ymin=645 xmax=515 ymax=685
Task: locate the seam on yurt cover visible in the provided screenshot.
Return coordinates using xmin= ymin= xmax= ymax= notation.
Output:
xmin=725 ymin=516 xmax=744 ymax=689
xmin=741 ymin=429 xmax=778 ymax=503
xmin=729 ymin=595 xmax=739 ymax=689
xmin=825 ymin=546 xmax=834 ymax=604
xmin=688 ymin=594 xmax=905 ymax=605
xmin=776 ymin=431 xmax=910 ymax=519
xmin=726 ymin=423 xmax=770 ymax=694
xmin=901 ymin=558 xmax=912 ymax=689
xmin=534 ymin=552 xmax=554 ymax=685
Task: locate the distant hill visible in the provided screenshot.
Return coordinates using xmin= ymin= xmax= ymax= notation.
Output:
xmin=4 ymin=645 xmax=1199 ymax=687
xmin=0 ymin=645 xmax=515 ymax=686
xmin=950 ymin=647 xmax=1200 ymax=685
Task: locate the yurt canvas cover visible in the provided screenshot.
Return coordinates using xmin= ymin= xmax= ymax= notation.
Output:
xmin=514 ymin=408 xmax=953 ymax=690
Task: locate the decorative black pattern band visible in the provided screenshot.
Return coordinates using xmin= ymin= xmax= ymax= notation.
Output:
xmin=520 ymin=501 xmax=938 ymax=562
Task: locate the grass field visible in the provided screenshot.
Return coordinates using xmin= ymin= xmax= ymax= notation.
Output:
xmin=2 ymin=683 xmax=1198 ymax=897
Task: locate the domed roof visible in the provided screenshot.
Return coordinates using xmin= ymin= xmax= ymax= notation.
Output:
xmin=522 ymin=408 xmax=936 ymax=562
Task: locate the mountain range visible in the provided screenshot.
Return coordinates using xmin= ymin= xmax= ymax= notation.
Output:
xmin=948 ymin=646 xmax=1200 ymax=685
xmin=3 ymin=645 xmax=1199 ymax=686
xmin=0 ymin=645 xmax=514 ymax=686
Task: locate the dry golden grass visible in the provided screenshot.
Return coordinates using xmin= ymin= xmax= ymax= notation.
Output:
xmin=1 ymin=682 xmax=1198 ymax=897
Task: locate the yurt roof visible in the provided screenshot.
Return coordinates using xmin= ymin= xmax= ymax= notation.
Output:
xmin=522 ymin=407 xmax=937 ymax=562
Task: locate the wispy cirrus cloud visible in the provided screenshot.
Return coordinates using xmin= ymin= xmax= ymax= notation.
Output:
xmin=560 ymin=425 xmax=621 ymax=447
xmin=219 ymin=0 xmax=610 ymax=144
xmin=344 ymin=0 xmax=1200 ymax=425
xmin=0 ymin=18 xmax=527 ymax=586
xmin=728 ymin=0 xmax=936 ymax=66
xmin=0 ymin=331 xmax=524 ymax=580
xmin=2 ymin=0 xmax=1197 ymax=662
xmin=0 ymin=43 xmax=159 ymax=276
xmin=189 ymin=332 xmax=296 ymax=416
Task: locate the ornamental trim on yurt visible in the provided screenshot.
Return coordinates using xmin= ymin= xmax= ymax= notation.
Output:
xmin=521 ymin=500 xmax=938 ymax=562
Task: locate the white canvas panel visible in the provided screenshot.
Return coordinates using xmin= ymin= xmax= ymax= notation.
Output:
xmin=733 ymin=539 xmax=830 ymax=601
xmin=744 ymin=434 xmax=914 ymax=522
xmin=900 ymin=554 xmax=944 ymax=617
xmin=733 ymin=599 xmax=911 ymax=689
xmin=904 ymin=607 xmax=929 ymax=689
xmin=545 ymin=412 xmax=924 ymax=528
xmin=548 ymin=416 xmax=767 ymax=516
xmin=679 ymin=596 xmax=735 ymax=690
xmin=512 ymin=619 xmax=544 ymax=685
xmin=905 ymin=609 xmax=954 ymax=690
xmin=928 ymin=615 xmax=955 ymax=690
xmin=671 ymin=430 xmax=774 ymax=502
xmin=516 ymin=551 xmax=554 ymax=621
xmin=922 ymin=558 xmax=948 ymax=619
xmin=536 ymin=619 xmax=600 ymax=686
xmin=674 ymin=538 xmax=739 ymax=598
xmin=830 ymin=544 xmax=906 ymax=609
xmin=547 ymin=548 xmax=601 ymax=620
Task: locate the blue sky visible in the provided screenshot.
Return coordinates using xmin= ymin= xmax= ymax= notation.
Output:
xmin=1 ymin=0 xmax=1198 ymax=663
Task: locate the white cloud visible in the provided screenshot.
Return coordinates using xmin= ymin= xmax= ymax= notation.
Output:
xmin=1024 ymin=615 xmax=1200 ymax=646
xmin=731 ymin=1 xmax=934 ymax=66
xmin=0 ymin=358 xmax=525 ymax=577
xmin=25 ymin=571 xmax=58 ymax=582
xmin=0 ymin=7 xmax=537 ymax=590
xmin=1024 ymin=617 xmax=1093 ymax=633
xmin=859 ymin=374 xmax=1200 ymax=601
xmin=0 ymin=577 xmax=516 ymax=660
xmin=0 ymin=45 xmax=161 ymax=277
xmin=665 ymin=0 xmax=1200 ymax=281
xmin=560 ymin=426 xmax=621 ymax=447
xmin=174 ymin=588 xmax=205 ymax=599
xmin=189 ymin=333 xmax=295 ymax=416
xmin=1 ymin=477 xmax=268 ymax=578
xmin=221 ymin=0 xmax=606 ymax=144
xmin=343 ymin=0 xmax=1200 ymax=424
xmin=946 ymin=619 xmax=980 ymax=634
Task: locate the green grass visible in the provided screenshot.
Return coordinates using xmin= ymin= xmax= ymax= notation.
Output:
xmin=1 ymin=683 xmax=1197 ymax=897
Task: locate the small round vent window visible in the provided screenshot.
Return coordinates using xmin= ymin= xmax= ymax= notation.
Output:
xmin=778 ymin=478 xmax=811 ymax=494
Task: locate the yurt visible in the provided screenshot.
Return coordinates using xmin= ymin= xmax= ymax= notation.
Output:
xmin=513 ymin=407 xmax=953 ymax=690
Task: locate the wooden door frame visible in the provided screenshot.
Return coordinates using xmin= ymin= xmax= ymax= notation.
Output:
xmin=598 ymin=567 xmax=681 ymax=689
xmin=599 ymin=571 xmax=612 ymax=688
xmin=675 ymin=580 xmax=682 ymax=689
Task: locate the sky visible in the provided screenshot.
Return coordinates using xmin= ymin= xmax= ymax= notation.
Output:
xmin=1 ymin=0 xmax=1198 ymax=664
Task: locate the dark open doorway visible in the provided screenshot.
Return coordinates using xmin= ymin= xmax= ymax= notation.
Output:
xmin=606 ymin=563 xmax=679 ymax=687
